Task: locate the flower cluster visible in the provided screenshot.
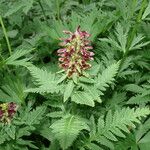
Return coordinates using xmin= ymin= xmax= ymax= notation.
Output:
xmin=0 ymin=102 xmax=18 ymax=123
xmin=57 ymin=26 xmax=94 ymax=77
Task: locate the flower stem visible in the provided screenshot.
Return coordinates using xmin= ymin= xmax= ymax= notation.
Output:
xmin=0 ymin=16 xmax=12 ymax=56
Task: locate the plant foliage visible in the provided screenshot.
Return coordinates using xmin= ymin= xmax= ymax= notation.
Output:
xmin=0 ymin=0 xmax=150 ymax=150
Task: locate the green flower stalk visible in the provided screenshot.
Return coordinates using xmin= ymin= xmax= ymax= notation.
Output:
xmin=57 ymin=26 xmax=94 ymax=77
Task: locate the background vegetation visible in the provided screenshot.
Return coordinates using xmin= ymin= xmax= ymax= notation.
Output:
xmin=0 ymin=0 xmax=150 ymax=150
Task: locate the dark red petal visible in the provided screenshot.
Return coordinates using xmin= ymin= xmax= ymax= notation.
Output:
xmin=57 ymin=49 xmax=66 ymax=53
xmin=89 ymin=52 xmax=94 ymax=56
xmin=0 ymin=110 xmax=4 ymax=118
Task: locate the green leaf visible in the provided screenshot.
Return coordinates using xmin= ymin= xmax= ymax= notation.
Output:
xmin=139 ymin=131 xmax=150 ymax=144
xmin=57 ymin=74 xmax=67 ymax=84
xmin=79 ymin=77 xmax=95 ymax=84
xmin=23 ymin=0 xmax=34 ymax=14
xmin=123 ymin=84 xmax=145 ymax=93
xmin=142 ymin=1 xmax=150 ymax=20
xmin=5 ymin=125 xmax=16 ymax=140
xmin=99 ymin=24 xmax=128 ymax=53
xmin=115 ymin=23 xmax=128 ymax=53
xmin=23 ymin=106 xmax=46 ymax=125
xmin=0 ymin=76 xmax=26 ymax=103
xmin=100 ymin=37 xmax=121 ymax=50
xmin=46 ymin=111 xmax=63 ymax=118
xmin=4 ymin=1 xmax=24 ymax=17
xmin=71 ymin=91 xmax=95 ymax=107
xmin=50 ymin=115 xmax=89 ymax=150
xmin=17 ymin=139 xmax=38 ymax=149
xmin=97 ymin=108 xmax=150 ymax=143
xmin=26 ymin=66 xmax=61 ymax=94
xmin=87 ymin=107 xmax=150 ymax=149
xmin=86 ymin=143 xmax=103 ymax=150
xmin=129 ymin=35 xmax=150 ymax=50
xmin=96 ymin=62 xmax=120 ymax=92
xmin=82 ymin=85 xmax=102 ymax=103
xmin=5 ymin=48 xmax=34 ymax=66
xmin=64 ymin=80 xmax=74 ymax=102
xmin=7 ymin=30 xmax=18 ymax=38
xmin=17 ymin=126 xmax=35 ymax=139
xmin=72 ymin=73 xmax=78 ymax=84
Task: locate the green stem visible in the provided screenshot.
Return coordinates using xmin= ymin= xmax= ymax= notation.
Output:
xmin=119 ymin=0 xmax=147 ymax=70
xmin=0 ymin=16 xmax=12 ymax=56
xmin=56 ymin=0 xmax=60 ymax=21
xmin=38 ymin=0 xmax=49 ymax=25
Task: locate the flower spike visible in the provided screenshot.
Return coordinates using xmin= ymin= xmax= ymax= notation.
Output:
xmin=0 ymin=102 xmax=18 ymax=124
xmin=57 ymin=26 xmax=94 ymax=77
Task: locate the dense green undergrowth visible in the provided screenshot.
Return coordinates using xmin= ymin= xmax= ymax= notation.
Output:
xmin=0 ymin=0 xmax=150 ymax=150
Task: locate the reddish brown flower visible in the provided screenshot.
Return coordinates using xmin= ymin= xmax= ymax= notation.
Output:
xmin=0 ymin=102 xmax=18 ymax=123
xmin=57 ymin=26 xmax=94 ymax=77
xmin=8 ymin=102 xmax=18 ymax=118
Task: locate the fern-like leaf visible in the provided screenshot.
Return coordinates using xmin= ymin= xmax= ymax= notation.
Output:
xmin=96 ymin=107 xmax=150 ymax=149
xmin=26 ymin=66 xmax=61 ymax=93
xmin=50 ymin=114 xmax=89 ymax=150
xmin=82 ymin=107 xmax=150 ymax=150
xmin=5 ymin=48 xmax=33 ymax=66
xmin=71 ymin=91 xmax=95 ymax=107
xmin=21 ymin=106 xmax=46 ymax=126
xmin=96 ymin=62 xmax=120 ymax=92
